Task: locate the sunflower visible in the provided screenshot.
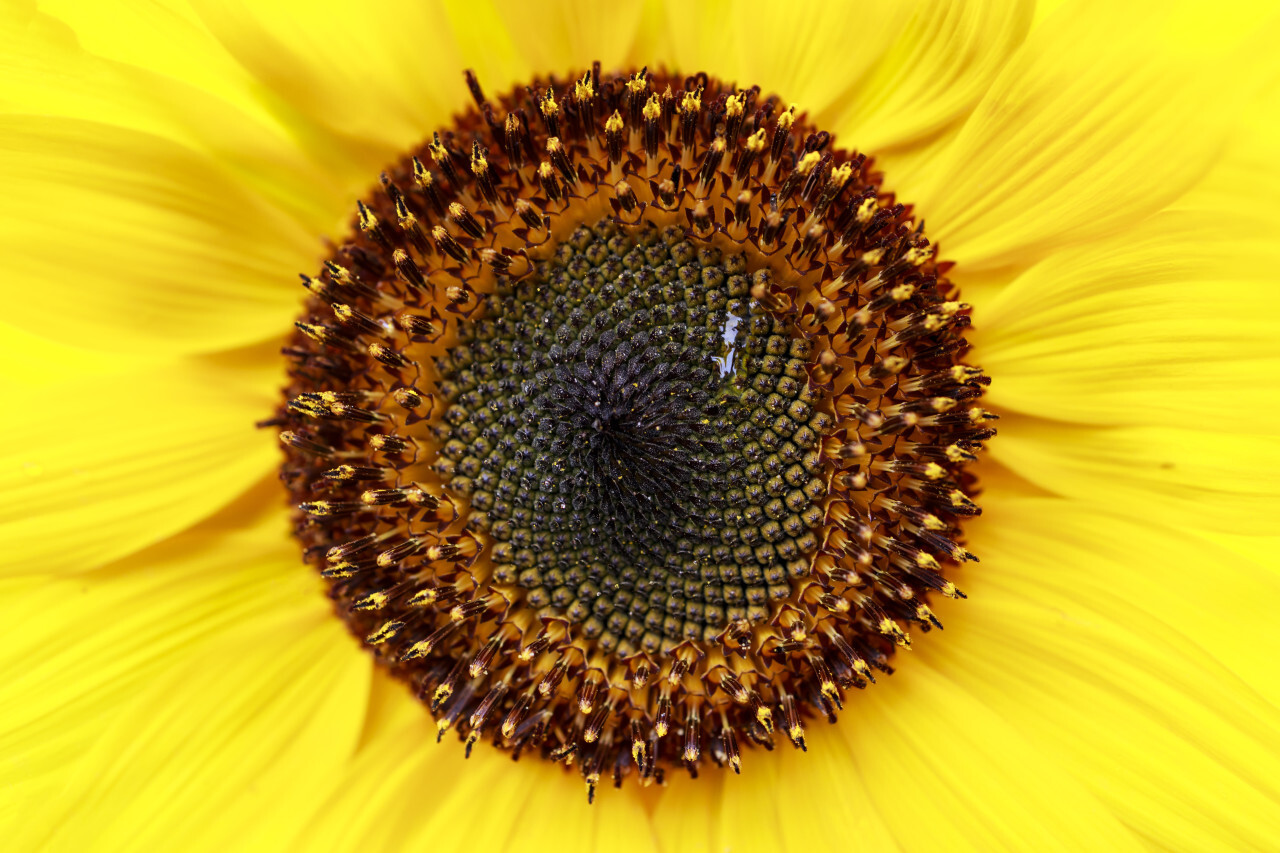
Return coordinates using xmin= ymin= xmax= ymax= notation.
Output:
xmin=3 ymin=0 xmax=1280 ymax=849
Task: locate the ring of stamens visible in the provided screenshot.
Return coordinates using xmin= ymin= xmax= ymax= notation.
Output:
xmin=275 ymin=66 xmax=993 ymax=799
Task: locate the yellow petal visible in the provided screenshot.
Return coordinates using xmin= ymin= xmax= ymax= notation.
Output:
xmin=0 ymin=515 xmax=280 ymax=797
xmin=185 ymin=0 xmax=468 ymax=164
xmin=652 ymin=0 xmax=919 ymax=120
xmin=830 ymin=0 xmax=1034 ymax=152
xmin=0 ymin=116 xmax=313 ymax=354
xmin=829 ymin=659 xmax=1144 ymax=851
xmin=913 ymin=0 xmax=1280 ymax=272
xmin=991 ymin=418 xmax=1280 ymax=535
xmin=0 ymin=512 xmax=371 ymax=850
xmin=36 ymin=614 xmax=367 ymax=851
xmin=0 ymin=358 xmax=277 ymax=576
xmin=292 ymin=711 xmax=656 ymax=852
xmin=974 ymin=208 xmax=1280 ymax=429
xmin=935 ymin=495 xmax=1280 ymax=850
xmin=1173 ymin=71 xmax=1280 ymax=230
xmin=1 ymin=1 xmax=348 ymax=228
xmin=650 ymin=773 xmax=725 ymax=853
xmin=449 ymin=0 xmax=647 ymax=88
xmin=653 ymin=723 xmax=902 ymax=852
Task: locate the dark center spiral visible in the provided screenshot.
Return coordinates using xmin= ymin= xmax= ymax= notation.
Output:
xmin=434 ymin=220 xmax=828 ymax=654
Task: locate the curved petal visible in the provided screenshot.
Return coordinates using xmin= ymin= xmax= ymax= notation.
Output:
xmin=1 ymin=0 xmax=348 ymax=228
xmin=651 ymin=0 xmax=918 ymax=118
xmin=990 ymin=417 xmax=1280 ymax=536
xmin=933 ymin=496 xmax=1280 ymax=850
xmin=452 ymin=0 xmax=648 ymax=85
xmin=291 ymin=709 xmax=656 ymax=852
xmin=185 ymin=0 xmax=477 ymax=168
xmin=0 ymin=356 xmax=278 ymax=576
xmin=0 ymin=116 xmax=314 ymax=354
xmin=829 ymin=0 xmax=1034 ymax=153
xmin=650 ymin=773 xmax=727 ymax=853
xmin=0 ymin=512 xmax=371 ymax=850
xmin=913 ymin=0 xmax=1280 ymax=272
xmin=829 ymin=660 xmax=1144 ymax=852
xmin=974 ymin=208 xmax=1280 ymax=430
xmin=652 ymin=579 xmax=1143 ymax=849
xmin=1174 ymin=76 xmax=1280 ymax=228
xmin=653 ymin=722 xmax=903 ymax=853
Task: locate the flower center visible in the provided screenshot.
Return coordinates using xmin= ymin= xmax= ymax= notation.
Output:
xmin=435 ymin=219 xmax=828 ymax=655
xmin=276 ymin=67 xmax=993 ymax=799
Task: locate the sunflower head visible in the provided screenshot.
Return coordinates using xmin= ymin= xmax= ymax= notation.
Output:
xmin=276 ymin=66 xmax=991 ymax=798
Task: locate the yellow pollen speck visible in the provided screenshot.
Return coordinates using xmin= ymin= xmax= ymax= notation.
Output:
xmin=756 ymin=706 xmax=774 ymax=733
xmin=541 ymin=88 xmax=558 ymax=116
xmin=881 ymin=355 xmax=908 ymax=375
xmin=905 ymin=245 xmax=933 ymax=265
xmin=915 ymin=551 xmax=940 ymax=570
xmin=746 ymin=128 xmax=767 ymax=151
xmin=796 ymin=151 xmax=822 ymax=174
xmin=366 ymin=620 xmax=403 ymax=645
xmin=857 ymin=196 xmax=878 ymax=223
xmin=642 ymin=93 xmax=661 ymax=121
xmin=428 ymin=133 xmax=449 ymax=164
xmin=403 ymin=639 xmax=433 ymax=660
xmin=626 ymin=70 xmax=648 ymax=94
xmin=408 ymin=589 xmax=437 ymax=606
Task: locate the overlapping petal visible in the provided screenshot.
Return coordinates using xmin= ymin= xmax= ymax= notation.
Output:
xmin=990 ymin=419 xmax=1280 ymax=536
xmin=826 ymin=0 xmax=1033 ymax=152
xmin=0 ymin=116 xmax=316 ymax=354
xmin=292 ymin=703 xmax=655 ymax=853
xmin=929 ymin=496 xmax=1280 ymax=850
xmin=0 ymin=354 xmax=277 ymax=576
xmin=975 ymin=208 xmax=1280 ymax=431
xmin=0 ymin=513 xmax=371 ymax=851
xmin=909 ymin=0 xmax=1280 ymax=273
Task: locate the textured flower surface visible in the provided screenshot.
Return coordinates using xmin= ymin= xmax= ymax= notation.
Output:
xmin=2 ymin=0 xmax=1280 ymax=851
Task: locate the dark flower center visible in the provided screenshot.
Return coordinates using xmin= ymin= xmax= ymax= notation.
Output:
xmin=273 ymin=66 xmax=993 ymax=799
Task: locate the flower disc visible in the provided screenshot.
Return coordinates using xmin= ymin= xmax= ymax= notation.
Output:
xmin=277 ymin=67 xmax=993 ymax=798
